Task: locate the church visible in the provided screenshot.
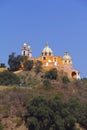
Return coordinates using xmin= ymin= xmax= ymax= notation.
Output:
xmin=21 ymin=42 xmax=80 ymax=79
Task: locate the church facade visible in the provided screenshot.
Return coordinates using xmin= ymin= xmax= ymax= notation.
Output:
xmin=21 ymin=42 xmax=80 ymax=79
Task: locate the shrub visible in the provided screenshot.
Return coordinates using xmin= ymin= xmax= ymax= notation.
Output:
xmin=0 ymin=70 xmax=20 ymax=86
xmin=16 ymin=117 xmax=22 ymax=127
xmin=23 ymin=60 xmax=34 ymax=71
xmin=62 ymin=76 xmax=70 ymax=84
xmin=0 ymin=63 xmax=6 ymax=68
xmin=43 ymin=79 xmax=51 ymax=89
xmin=0 ymin=123 xmax=3 ymax=130
xmin=45 ymin=68 xmax=58 ymax=80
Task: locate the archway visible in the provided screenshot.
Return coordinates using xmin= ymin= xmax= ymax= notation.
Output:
xmin=71 ymin=71 xmax=77 ymax=78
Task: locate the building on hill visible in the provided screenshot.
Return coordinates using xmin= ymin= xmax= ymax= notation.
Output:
xmin=21 ymin=42 xmax=80 ymax=79
xmin=22 ymin=42 xmax=32 ymax=58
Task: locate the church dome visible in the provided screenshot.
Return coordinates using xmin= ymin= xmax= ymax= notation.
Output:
xmin=42 ymin=42 xmax=53 ymax=56
xmin=63 ymin=52 xmax=72 ymax=64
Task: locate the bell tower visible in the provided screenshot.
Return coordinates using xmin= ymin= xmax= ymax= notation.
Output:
xmin=22 ymin=42 xmax=32 ymax=58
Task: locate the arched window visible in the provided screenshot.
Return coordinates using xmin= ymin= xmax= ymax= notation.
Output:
xmin=43 ymin=57 xmax=46 ymax=60
xmin=23 ymin=51 xmax=25 ymax=56
xmin=45 ymin=52 xmax=47 ymax=56
xmin=49 ymin=52 xmax=51 ymax=56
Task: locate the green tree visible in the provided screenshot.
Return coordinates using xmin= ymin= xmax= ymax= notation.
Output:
xmin=78 ymin=104 xmax=87 ymax=129
xmin=25 ymin=96 xmax=79 ymax=130
xmin=45 ymin=68 xmax=58 ymax=80
xmin=8 ymin=52 xmax=22 ymax=71
xmin=0 ymin=63 xmax=6 ymax=68
xmin=23 ymin=60 xmax=34 ymax=71
xmin=26 ymin=117 xmax=39 ymax=130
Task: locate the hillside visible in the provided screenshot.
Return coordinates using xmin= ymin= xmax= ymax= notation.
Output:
xmin=0 ymin=69 xmax=87 ymax=130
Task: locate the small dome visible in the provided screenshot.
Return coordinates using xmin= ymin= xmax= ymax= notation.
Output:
xmin=63 ymin=52 xmax=72 ymax=61
xmin=23 ymin=42 xmax=27 ymax=46
xmin=27 ymin=45 xmax=31 ymax=49
xmin=42 ymin=42 xmax=53 ymax=56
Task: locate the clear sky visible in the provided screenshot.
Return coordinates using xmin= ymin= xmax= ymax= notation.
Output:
xmin=0 ymin=0 xmax=87 ymax=78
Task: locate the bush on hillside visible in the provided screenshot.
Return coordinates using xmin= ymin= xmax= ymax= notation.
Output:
xmin=62 ymin=76 xmax=70 ymax=84
xmin=43 ymin=79 xmax=51 ymax=89
xmin=0 ymin=63 xmax=6 ymax=68
xmin=23 ymin=60 xmax=34 ymax=71
xmin=35 ymin=60 xmax=42 ymax=73
xmin=45 ymin=68 xmax=58 ymax=80
xmin=0 ymin=70 xmax=20 ymax=86
xmin=0 ymin=123 xmax=3 ymax=130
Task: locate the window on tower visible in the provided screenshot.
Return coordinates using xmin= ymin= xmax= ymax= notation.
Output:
xmin=23 ymin=51 xmax=25 ymax=56
xmin=43 ymin=57 xmax=46 ymax=60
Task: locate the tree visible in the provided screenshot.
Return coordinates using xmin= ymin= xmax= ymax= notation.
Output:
xmin=35 ymin=60 xmax=42 ymax=73
xmin=23 ymin=60 xmax=34 ymax=71
xmin=45 ymin=68 xmax=58 ymax=80
xmin=0 ymin=63 xmax=6 ymax=68
xmin=25 ymin=96 xmax=79 ymax=130
xmin=8 ymin=52 xmax=22 ymax=71
xmin=26 ymin=117 xmax=39 ymax=130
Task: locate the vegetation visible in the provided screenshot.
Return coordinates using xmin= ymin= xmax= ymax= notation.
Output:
xmin=45 ymin=68 xmax=58 ymax=80
xmin=23 ymin=60 xmax=34 ymax=71
xmin=0 ymin=70 xmax=20 ymax=85
xmin=62 ymin=76 xmax=70 ymax=84
xmin=43 ymin=79 xmax=51 ymax=89
xmin=35 ymin=60 xmax=42 ymax=73
xmin=0 ymin=123 xmax=3 ymax=130
xmin=8 ymin=52 xmax=22 ymax=71
xmin=25 ymin=95 xmax=87 ymax=130
xmin=0 ymin=63 xmax=6 ymax=68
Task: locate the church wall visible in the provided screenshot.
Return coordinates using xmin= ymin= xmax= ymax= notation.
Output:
xmin=21 ymin=43 xmax=80 ymax=79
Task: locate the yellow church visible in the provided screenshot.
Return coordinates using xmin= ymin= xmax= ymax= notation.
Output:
xmin=22 ymin=42 xmax=80 ymax=79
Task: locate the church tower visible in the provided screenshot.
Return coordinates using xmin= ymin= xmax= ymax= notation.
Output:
xmin=22 ymin=42 xmax=32 ymax=58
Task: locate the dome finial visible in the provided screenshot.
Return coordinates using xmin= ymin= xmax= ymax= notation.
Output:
xmin=65 ymin=51 xmax=68 ymax=55
xmin=46 ymin=41 xmax=48 ymax=47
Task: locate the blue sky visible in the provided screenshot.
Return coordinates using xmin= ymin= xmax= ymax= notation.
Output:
xmin=0 ymin=0 xmax=87 ymax=78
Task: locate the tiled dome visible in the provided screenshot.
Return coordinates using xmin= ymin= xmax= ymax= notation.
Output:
xmin=42 ymin=42 xmax=53 ymax=56
xmin=63 ymin=52 xmax=72 ymax=64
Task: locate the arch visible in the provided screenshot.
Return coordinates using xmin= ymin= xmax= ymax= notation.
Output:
xmin=23 ymin=51 xmax=25 ymax=56
xmin=71 ymin=71 xmax=77 ymax=78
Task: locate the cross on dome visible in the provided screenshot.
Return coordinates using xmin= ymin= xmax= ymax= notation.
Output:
xmin=46 ymin=42 xmax=49 ymax=47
